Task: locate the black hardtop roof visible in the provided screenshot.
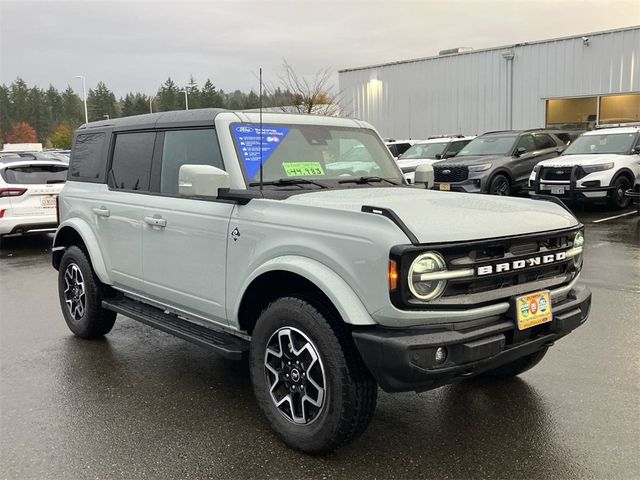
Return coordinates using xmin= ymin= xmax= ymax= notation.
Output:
xmin=481 ymin=128 xmax=572 ymax=137
xmin=77 ymin=108 xmax=230 ymax=132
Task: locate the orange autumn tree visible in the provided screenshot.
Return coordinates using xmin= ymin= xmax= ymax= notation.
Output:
xmin=6 ymin=122 xmax=38 ymax=143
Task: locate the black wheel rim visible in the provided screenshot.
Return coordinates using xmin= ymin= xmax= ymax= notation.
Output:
xmin=263 ymin=327 xmax=326 ymax=425
xmin=63 ymin=263 xmax=86 ymax=321
xmin=492 ymin=178 xmax=510 ymax=195
xmin=614 ymin=178 xmax=631 ymax=207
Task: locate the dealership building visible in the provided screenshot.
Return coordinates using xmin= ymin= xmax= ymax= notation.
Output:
xmin=338 ymin=26 xmax=640 ymax=139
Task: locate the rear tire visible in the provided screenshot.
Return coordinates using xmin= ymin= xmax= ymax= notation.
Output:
xmin=608 ymin=175 xmax=632 ymax=209
xmin=57 ymin=246 xmax=116 ymax=338
xmin=488 ymin=174 xmax=511 ymax=196
xmin=250 ymin=296 xmax=377 ymax=453
xmin=483 ymin=348 xmax=548 ymax=378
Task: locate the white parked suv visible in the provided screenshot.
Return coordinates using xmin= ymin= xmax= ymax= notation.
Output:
xmin=529 ymin=126 xmax=640 ymax=209
xmin=0 ymin=157 xmax=67 ymax=237
xmin=397 ymin=136 xmax=475 ymax=183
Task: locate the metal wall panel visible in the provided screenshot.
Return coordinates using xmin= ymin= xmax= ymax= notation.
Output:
xmin=339 ymin=27 xmax=640 ymax=138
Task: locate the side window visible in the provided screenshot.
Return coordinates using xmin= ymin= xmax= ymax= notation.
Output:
xmin=534 ymin=134 xmax=557 ymax=150
xmin=109 ymin=132 xmax=155 ymax=191
xmin=159 ymin=129 xmax=224 ymax=195
xmin=516 ymin=134 xmax=536 ymax=153
xmin=69 ymin=132 xmax=106 ymax=181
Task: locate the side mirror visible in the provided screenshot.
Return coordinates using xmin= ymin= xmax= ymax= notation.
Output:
xmin=179 ymin=164 xmax=230 ymax=197
xmin=632 ymin=146 xmax=640 ymax=155
xmin=514 ymin=146 xmax=527 ymax=157
xmin=414 ymin=164 xmax=434 ymax=189
xmin=435 ymin=153 xmax=442 ymax=160
xmin=555 ymin=146 xmax=566 ymax=154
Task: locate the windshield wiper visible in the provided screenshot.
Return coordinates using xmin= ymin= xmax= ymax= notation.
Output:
xmin=248 ymin=178 xmax=328 ymax=189
xmin=338 ymin=176 xmax=399 ymax=185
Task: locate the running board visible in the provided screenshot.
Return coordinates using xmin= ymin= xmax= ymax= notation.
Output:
xmin=102 ymin=296 xmax=249 ymax=360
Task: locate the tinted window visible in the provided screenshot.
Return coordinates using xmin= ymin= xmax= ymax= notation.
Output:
xmin=458 ymin=135 xmax=517 ymax=156
xmin=516 ymin=134 xmax=536 ymax=153
xmin=109 ymin=132 xmax=155 ymax=191
xmin=533 ymin=134 xmax=557 ymax=150
xmin=562 ymin=133 xmax=637 ymax=155
xmin=394 ymin=143 xmax=412 ymax=156
xmin=2 ymin=164 xmax=68 ymax=184
xmin=160 ymin=129 xmax=224 ymax=194
xmin=444 ymin=140 xmax=469 ymax=157
xmin=70 ymin=132 xmax=106 ymax=181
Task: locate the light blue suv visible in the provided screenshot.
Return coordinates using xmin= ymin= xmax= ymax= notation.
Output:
xmin=53 ymin=109 xmax=591 ymax=452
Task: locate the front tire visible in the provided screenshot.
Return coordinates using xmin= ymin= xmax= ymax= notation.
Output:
xmin=482 ymin=348 xmax=548 ymax=378
xmin=608 ymin=175 xmax=632 ymax=209
xmin=250 ymin=296 xmax=377 ymax=453
xmin=57 ymin=246 xmax=116 ymax=338
xmin=488 ymin=174 xmax=511 ymax=196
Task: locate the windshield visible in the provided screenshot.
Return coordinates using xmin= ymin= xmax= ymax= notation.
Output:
xmin=231 ymin=123 xmax=402 ymax=185
xmin=1 ymin=164 xmax=68 ymax=184
xmin=457 ymin=135 xmax=517 ymax=156
xmin=398 ymin=142 xmax=447 ymax=160
xmin=562 ymin=133 xmax=637 ymax=155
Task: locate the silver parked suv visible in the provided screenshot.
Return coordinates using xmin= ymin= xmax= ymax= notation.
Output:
xmin=53 ymin=109 xmax=591 ymax=452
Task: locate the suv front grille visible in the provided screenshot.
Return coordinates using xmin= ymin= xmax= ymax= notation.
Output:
xmin=393 ymin=228 xmax=581 ymax=310
xmin=434 ymin=165 xmax=468 ymax=183
xmin=540 ymin=167 xmax=571 ymax=181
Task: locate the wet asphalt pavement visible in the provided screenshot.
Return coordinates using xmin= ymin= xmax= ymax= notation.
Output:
xmin=1 ymin=205 xmax=639 ymax=479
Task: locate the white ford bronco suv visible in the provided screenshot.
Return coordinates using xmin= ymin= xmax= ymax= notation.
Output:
xmin=53 ymin=109 xmax=591 ymax=452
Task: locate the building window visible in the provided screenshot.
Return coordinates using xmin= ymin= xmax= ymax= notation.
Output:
xmin=546 ymin=97 xmax=597 ymax=130
xmin=599 ymin=93 xmax=640 ymax=125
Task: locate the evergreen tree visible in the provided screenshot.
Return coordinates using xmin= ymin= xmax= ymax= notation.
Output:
xmin=61 ymin=86 xmax=84 ymax=127
xmin=244 ymin=90 xmax=260 ymax=109
xmin=200 ymin=79 xmax=224 ymax=108
xmin=157 ymin=78 xmax=180 ymax=112
xmin=87 ymin=82 xmax=118 ymax=121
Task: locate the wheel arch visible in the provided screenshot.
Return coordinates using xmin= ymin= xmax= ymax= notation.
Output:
xmin=234 ymin=256 xmax=376 ymax=334
xmin=52 ymin=219 xmax=111 ymax=285
xmin=611 ymin=167 xmax=635 ymax=184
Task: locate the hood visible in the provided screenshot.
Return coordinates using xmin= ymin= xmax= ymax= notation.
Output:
xmin=435 ymin=154 xmax=507 ymax=167
xmin=537 ymin=153 xmax=624 ymax=167
xmin=283 ymin=187 xmax=578 ymax=244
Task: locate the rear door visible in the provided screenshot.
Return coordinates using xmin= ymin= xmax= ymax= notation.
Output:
xmin=142 ymin=128 xmax=234 ymax=325
xmin=1 ymin=163 xmax=67 ymax=220
xmin=98 ymin=131 xmax=156 ymax=293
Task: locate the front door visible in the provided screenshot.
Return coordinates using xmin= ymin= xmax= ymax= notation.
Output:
xmin=141 ymin=128 xmax=233 ymax=325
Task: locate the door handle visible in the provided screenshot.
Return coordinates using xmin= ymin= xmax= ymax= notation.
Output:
xmin=92 ymin=207 xmax=110 ymax=217
xmin=144 ymin=216 xmax=166 ymax=228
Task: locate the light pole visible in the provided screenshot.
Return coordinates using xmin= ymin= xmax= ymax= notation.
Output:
xmin=180 ymin=89 xmax=189 ymax=110
xmin=149 ymin=95 xmax=155 ymax=113
xmin=74 ymin=75 xmax=89 ymax=124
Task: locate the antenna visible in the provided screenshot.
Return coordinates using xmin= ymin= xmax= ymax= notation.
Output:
xmin=259 ymin=67 xmax=263 ymax=191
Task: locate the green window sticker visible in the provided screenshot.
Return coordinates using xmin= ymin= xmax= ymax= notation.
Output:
xmin=283 ymin=162 xmax=325 ymax=177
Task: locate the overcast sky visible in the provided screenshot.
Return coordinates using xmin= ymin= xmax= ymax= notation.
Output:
xmin=1 ymin=0 xmax=639 ymax=97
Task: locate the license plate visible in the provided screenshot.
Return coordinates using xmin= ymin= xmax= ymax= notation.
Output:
xmin=41 ymin=195 xmax=57 ymax=207
xmin=515 ymin=290 xmax=552 ymax=330
xmin=550 ymin=186 xmax=567 ymax=195
xmin=439 ymin=183 xmax=451 ymax=191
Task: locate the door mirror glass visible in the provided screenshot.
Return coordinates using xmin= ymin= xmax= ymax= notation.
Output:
xmin=414 ymin=164 xmax=434 ymax=188
xmin=514 ymin=146 xmax=527 ymax=157
xmin=631 ymin=146 xmax=640 ymax=155
xmin=179 ymin=164 xmax=230 ymax=197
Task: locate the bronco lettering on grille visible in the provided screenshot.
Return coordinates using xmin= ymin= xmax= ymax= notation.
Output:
xmin=477 ymin=251 xmax=567 ymax=276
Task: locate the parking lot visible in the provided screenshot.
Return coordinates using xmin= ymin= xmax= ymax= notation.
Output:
xmin=0 ymin=204 xmax=637 ymax=480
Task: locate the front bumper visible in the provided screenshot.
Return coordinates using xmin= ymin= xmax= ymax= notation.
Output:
xmin=352 ymin=284 xmax=591 ymax=392
xmin=432 ymin=179 xmax=483 ymax=193
xmin=529 ymin=165 xmax=614 ymax=201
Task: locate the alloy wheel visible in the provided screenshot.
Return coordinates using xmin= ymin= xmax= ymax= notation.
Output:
xmin=263 ymin=326 xmax=326 ymax=425
xmin=63 ymin=263 xmax=86 ymax=321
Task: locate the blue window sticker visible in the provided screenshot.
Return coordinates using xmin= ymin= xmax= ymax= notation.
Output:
xmin=231 ymin=124 xmax=290 ymax=180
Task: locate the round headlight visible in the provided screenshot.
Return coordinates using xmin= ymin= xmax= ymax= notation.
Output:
xmin=573 ymin=231 xmax=584 ymax=268
xmin=408 ymin=252 xmax=447 ymax=301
